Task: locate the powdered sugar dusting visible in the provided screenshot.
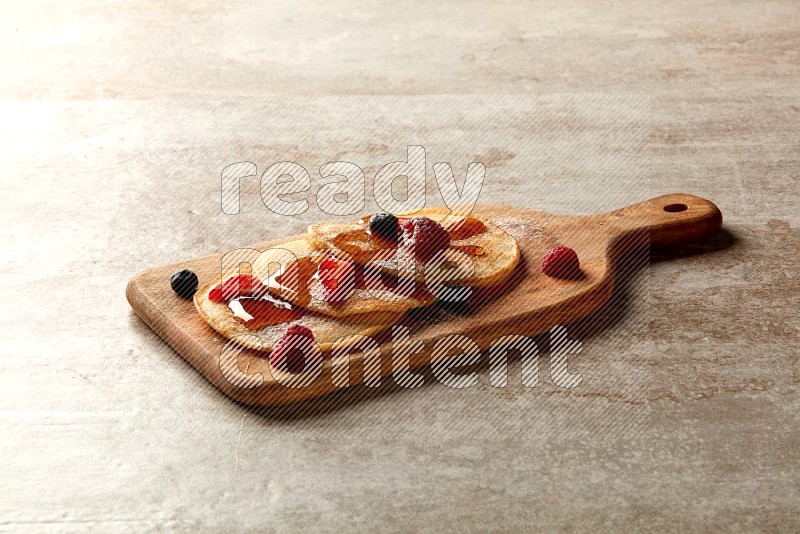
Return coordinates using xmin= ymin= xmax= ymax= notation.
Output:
xmin=493 ymin=216 xmax=542 ymax=241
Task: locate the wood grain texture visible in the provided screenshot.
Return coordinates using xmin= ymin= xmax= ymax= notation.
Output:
xmin=127 ymin=195 xmax=721 ymax=406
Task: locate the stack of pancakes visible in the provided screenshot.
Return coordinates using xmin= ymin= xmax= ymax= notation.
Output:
xmin=194 ymin=207 xmax=520 ymax=352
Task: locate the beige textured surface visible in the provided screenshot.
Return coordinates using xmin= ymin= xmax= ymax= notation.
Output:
xmin=2 ymin=1 xmax=799 ymax=531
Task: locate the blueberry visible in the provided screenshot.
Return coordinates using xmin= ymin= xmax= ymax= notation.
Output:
xmin=368 ymin=212 xmax=399 ymax=240
xmin=438 ymin=284 xmax=473 ymax=313
xmin=170 ymin=269 xmax=198 ymax=299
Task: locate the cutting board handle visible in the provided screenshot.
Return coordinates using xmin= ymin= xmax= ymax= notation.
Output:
xmin=603 ymin=193 xmax=723 ymax=249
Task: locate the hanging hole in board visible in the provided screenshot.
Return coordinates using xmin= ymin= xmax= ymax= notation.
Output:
xmin=663 ymin=203 xmax=688 ymax=213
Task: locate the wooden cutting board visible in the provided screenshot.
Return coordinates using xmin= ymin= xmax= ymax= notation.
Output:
xmin=126 ymin=193 xmax=722 ymax=406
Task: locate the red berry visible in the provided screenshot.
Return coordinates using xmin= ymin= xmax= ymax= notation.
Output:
xmin=209 ymin=286 xmax=224 ymax=303
xmin=209 ymin=274 xmax=267 ymax=303
xmin=401 ymin=217 xmax=450 ymax=261
xmin=317 ymin=257 xmax=356 ymax=303
xmin=269 ymin=324 xmax=316 ymax=373
xmin=541 ymin=246 xmax=581 ymax=279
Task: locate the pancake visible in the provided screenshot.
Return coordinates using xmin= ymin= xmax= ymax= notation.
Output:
xmin=251 ymin=239 xmax=435 ymax=318
xmin=307 ymin=207 xmax=520 ymax=288
xmin=193 ymin=276 xmax=403 ymax=353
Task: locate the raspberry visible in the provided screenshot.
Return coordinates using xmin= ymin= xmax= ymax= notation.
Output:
xmin=269 ymin=324 xmax=316 ymax=373
xmin=208 ymin=274 xmax=267 ymax=303
xmin=541 ymin=246 xmax=581 ymax=279
xmin=317 ymin=257 xmax=356 ymax=303
xmin=400 ymin=217 xmax=451 ymax=261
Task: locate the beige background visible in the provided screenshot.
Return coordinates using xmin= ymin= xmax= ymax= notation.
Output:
xmin=1 ymin=1 xmax=799 ymax=531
